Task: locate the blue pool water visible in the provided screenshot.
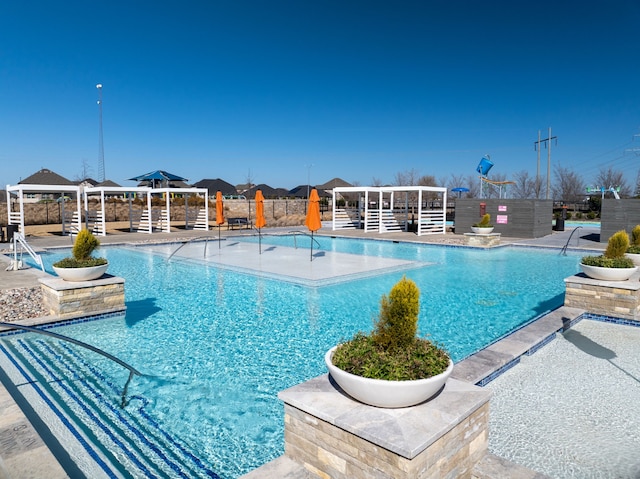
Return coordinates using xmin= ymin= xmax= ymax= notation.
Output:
xmin=7 ymin=236 xmax=585 ymax=478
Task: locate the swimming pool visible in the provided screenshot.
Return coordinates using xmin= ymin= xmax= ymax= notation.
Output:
xmin=2 ymin=236 xmax=585 ymax=478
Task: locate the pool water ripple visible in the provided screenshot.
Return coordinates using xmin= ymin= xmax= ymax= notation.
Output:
xmin=9 ymin=236 xmax=585 ymax=478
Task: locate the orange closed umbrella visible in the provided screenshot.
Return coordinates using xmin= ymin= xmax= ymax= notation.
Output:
xmin=305 ymin=189 xmax=322 ymax=261
xmin=215 ymin=191 xmax=224 ymax=248
xmin=255 ymin=190 xmax=266 ymax=253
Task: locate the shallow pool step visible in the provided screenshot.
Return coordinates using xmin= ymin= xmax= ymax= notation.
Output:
xmin=1 ymin=337 xmax=219 ymax=478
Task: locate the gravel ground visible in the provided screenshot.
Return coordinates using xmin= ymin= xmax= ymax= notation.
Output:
xmin=0 ymin=287 xmax=47 ymax=322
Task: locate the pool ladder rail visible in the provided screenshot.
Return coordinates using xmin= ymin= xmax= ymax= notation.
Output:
xmin=560 ymin=226 xmax=583 ymax=255
xmin=0 ymin=322 xmax=141 ymax=407
xmin=6 ymin=232 xmax=44 ymax=271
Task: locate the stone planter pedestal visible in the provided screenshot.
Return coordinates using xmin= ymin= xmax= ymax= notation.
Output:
xmin=564 ymin=271 xmax=640 ymax=321
xmin=464 ymin=232 xmax=501 ymax=247
xmin=39 ymin=275 xmax=126 ymax=319
xmin=276 ymin=374 xmax=491 ymax=479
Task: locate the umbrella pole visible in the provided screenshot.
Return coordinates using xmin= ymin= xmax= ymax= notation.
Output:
xmin=310 ymin=231 xmax=313 ymax=261
xmin=218 ymin=225 xmax=221 ymax=249
xmin=259 ymin=229 xmax=262 ymax=254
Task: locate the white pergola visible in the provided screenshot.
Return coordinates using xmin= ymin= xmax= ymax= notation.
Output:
xmin=83 ymin=186 xmax=154 ymax=235
xmin=6 ymin=184 xmax=82 ymax=235
xmin=154 ymin=187 xmax=209 ymax=232
xmin=332 ymin=186 xmax=448 ymax=236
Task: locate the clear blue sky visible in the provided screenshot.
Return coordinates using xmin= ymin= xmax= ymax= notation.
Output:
xmin=2 ymin=1 xmax=639 ymax=190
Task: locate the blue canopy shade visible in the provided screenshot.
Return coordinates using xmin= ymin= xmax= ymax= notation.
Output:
xmin=128 ymin=170 xmax=188 ymax=182
xmin=451 ymin=187 xmax=469 ymax=193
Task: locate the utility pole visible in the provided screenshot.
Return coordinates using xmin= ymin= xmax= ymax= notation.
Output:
xmin=533 ymin=128 xmax=557 ymax=200
xmin=96 ymin=84 xmax=105 ymax=182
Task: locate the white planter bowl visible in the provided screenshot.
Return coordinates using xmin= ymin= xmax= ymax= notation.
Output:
xmin=626 ymin=252 xmax=640 ymax=267
xmin=580 ymin=263 xmax=637 ymax=281
xmin=325 ymin=346 xmax=453 ymax=408
xmin=470 ymin=226 xmax=494 ymax=234
xmin=53 ymin=263 xmax=108 ymax=282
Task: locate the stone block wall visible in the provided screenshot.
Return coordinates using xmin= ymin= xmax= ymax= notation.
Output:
xmin=283 ymin=402 xmax=489 ymax=479
xmin=564 ymin=274 xmax=640 ymax=321
xmin=39 ymin=276 xmax=125 ymax=319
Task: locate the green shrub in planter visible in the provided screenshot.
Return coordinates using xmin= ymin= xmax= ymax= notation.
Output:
xmin=473 ymin=214 xmax=492 ymax=228
xmin=582 ymin=230 xmax=634 ymax=268
xmin=53 ymin=230 xmax=107 ymax=268
xmin=331 ymin=276 xmax=449 ymax=381
xmin=628 ymin=225 xmax=640 ymax=254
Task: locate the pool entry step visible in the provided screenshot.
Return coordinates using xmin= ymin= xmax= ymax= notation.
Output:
xmin=0 ymin=336 xmax=218 ymax=478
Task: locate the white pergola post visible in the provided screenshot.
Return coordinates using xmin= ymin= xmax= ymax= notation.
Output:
xmin=164 ymin=192 xmax=171 ymax=233
xmin=146 ymin=191 xmax=153 ymax=233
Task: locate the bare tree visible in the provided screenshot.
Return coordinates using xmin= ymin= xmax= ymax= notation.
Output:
xmin=394 ymin=168 xmax=420 ymax=186
xmin=510 ymin=170 xmax=536 ymax=199
xmin=418 ymin=175 xmax=437 ymax=187
xmin=371 ymin=177 xmax=382 ymax=187
xmin=552 ymin=166 xmax=584 ymax=203
xmin=465 ymin=174 xmax=480 ymax=198
xmin=75 ymin=159 xmax=93 ymax=182
xmin=595 ymin=167 xmax=631 ymax=198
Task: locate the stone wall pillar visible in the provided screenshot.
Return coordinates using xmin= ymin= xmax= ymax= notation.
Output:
xmin=39 ymin=275 xmax=125 ymax=319
xmin=278 ymin=375 xmax=492 ymax=479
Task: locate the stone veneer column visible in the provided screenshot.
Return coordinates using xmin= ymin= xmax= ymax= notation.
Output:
xmin=564 ymin=273 xmax=640 ymax=321
xmin=278 ymin=375 xmax=492 ymax=479
xmin=39 ymin=275 xmax=125 ymax=319
xmin=463 ymin=233 xmax=501 ymax=247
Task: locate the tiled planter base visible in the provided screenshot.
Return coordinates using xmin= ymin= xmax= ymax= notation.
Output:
xmin=277 ymin=375 xmax=491 ymax=479
xmin=564 ymin=272 xmax=640 ymax=321
xmin=39 ymin=275 xmax=126 ymax=319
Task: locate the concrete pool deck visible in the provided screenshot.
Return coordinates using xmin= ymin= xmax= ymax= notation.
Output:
xmin=0 ymin=224 xmax=617 ymax=478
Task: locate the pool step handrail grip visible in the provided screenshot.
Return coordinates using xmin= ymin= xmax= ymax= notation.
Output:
xmin=288 ymin=230 xmax=321 ymax=250
xmin=560 ymin=226 xmax=583 ymax=256
xmin=167 ymin=235 xmax=214 ymax=261
xmin=0 ymin=322 xmax=142 ymax=407
xmin=9 ymin=232 xmax=45 ymax=272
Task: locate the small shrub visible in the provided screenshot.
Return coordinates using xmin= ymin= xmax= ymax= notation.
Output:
xmin=53 ymin=229 xmax=107 ymax=268
xmin=72 ymin=229 xmax=100 ymax=261
xmin=604 ymin=230 xmax=629 ymax=259
xmin=587 ymin=211 xmax=597 ymax=220
xmin=575 ymin=212 xmax=583 ymax=219
xmin=372 ymin=276 xmax=419 ymax=350
xmin=632 ymin=225 xmax=640 ymax=246
xmin=473 ymin=214 xmax=492 ymax=227
xmin=331 ymin=276 xmax=449 ymax=381
xmin=582 ymin=230 xmax=634 ymax=268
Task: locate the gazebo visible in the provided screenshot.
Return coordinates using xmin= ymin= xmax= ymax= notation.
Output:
xmin=332 ymin=186 xmax=447 ymax=236
xmin=6 ymin=184 xmax=82 ymax=235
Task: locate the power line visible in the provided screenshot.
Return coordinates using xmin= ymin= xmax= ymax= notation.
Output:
xmin=533 ymin=127 xmax=557 ymax=200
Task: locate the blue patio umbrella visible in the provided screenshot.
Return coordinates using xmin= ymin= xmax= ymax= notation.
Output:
xmin=451 ymin=187 xmax=470 ymax=198
xmin=128 ymin=170 xmax=189 ymax=188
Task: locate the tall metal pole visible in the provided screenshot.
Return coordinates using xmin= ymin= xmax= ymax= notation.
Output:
xmin=537 ymin=130 xmax=541 ymax=198
xmin=546 ymin=127 xmax=552 ymax=200
xmin=97 ymin=84 xmax=105 ymax=182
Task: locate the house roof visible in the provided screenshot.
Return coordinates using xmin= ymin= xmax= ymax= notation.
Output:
xmin=192 ymin=178 xmax=238 ymax=196
xmin=97 ymin=179 xmax=121 ymax=187
xmin=19 ymin=168 xmax=74 ymax=186
xmin=244 ymin=184 xmax=281 ymax=198
xmin=317 ymin=177 xmax=353 ymax=190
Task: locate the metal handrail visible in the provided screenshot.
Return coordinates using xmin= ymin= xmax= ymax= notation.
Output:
xmin=0 ymin=322 xmax=142 ymax=407
xmin=288 ymin=230 xmax=321 ymax=249
xmin=167 ymin=236 xmax=213 ymax=261
xmin=560 ymin=226 xmax=583 ymax=255
xmin=10 ymin=232 xmax=44 ymax=271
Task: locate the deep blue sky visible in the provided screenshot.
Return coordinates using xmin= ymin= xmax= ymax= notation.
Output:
xmin=2 ymin=1 xmax=639 ymax=190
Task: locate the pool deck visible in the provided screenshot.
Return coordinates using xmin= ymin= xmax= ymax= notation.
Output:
xmin=0 ymin=224 xmax=605 ymax=478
